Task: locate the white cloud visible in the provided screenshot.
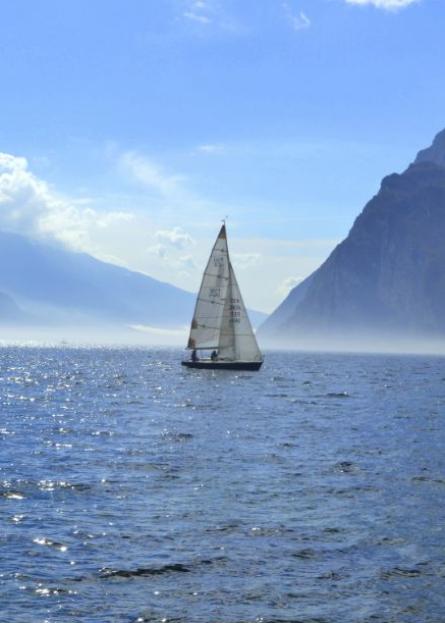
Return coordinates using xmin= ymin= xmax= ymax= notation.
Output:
xmin=181 ymin=0 xmax=244 ymax=34
xmin=277 ymin=276 xmax=303 ymax=297
xmin=146 ymin=243 xmax=196 ymax=275
xmin=0 ymin=152 xmax=132 ymax=250
xmin=147 ymin=243 xmax=168 ymax=259
xmin=155 ymin=227 xmax=194 ymax=249
xmin=183 ymin=0 xmax=212 ymax=24
xmin=0 ymin=153 xmax=28 ymax=173
xmin=231 ymin=252 xmax=261 ymax=269
xmin=282 ymin=3 xmax=311 ymax=31
xmin=178 ymin=254 xmax=196 ymax=271
xmin=119 ymin=151 xmax=186 ymax=198
xmin=147 ymin=229 xmax=196 ymax=276
xmin=344 ymin=0 xmax=419 ymax=9
xmin=196 ymin=143 xmax=226 ymax=155
xmin=184 ymin=11 xmax=211 ymax=24
xmin=117 ymin=149 xmax=221 ymax=226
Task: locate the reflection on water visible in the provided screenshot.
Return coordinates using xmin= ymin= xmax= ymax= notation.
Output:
xmin=1 ymin=347 xmax=445 ymax=622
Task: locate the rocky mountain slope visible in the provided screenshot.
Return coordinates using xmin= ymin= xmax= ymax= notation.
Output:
xmin=260 ymin=129 xmax=445 ymax=344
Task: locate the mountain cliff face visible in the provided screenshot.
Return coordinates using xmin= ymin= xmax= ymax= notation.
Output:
xmin=261 ymin=129 xmax=445 ymax=343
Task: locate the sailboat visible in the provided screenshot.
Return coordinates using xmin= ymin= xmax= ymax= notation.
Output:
xmin=182 ymin=223 xmax=263 ymax=371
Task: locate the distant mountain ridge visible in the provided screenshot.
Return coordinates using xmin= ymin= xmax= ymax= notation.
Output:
xmin=0 ymin=230 xmax=265 ymax=331
xmin=260 ymin=129 xmax=445 ymax=344
xmin=0 ymin=229 xmax=197 ymax=327
xmin=0 ymin=290 xmax=23 ymax=322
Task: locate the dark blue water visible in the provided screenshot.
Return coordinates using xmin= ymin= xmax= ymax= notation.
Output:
xmin=1 ymin=347 xmax=445 ymax=623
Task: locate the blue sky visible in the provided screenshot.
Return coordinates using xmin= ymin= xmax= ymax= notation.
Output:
xmin=0 ymin=0 xmax=444 ymax=311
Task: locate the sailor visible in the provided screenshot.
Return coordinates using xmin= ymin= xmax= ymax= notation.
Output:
xmin=210 ymin=350 xmax=218 ymax=361
xmin=191 ymin=349 xmax=198 ymax=362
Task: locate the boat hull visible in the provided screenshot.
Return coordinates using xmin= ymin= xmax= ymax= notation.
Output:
xmin=181 ymin=360 xmax=263 ymax=371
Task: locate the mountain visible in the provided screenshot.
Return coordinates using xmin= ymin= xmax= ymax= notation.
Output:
xmin=260 ymin=129 xmax=445 ymax=346
xmin=0 ymin=291 xmax=23 ymax=322
xmin=0 ymin=230 xmax=196 ymax=328
xmin=0 ymin=230 xmax=265 ymax=331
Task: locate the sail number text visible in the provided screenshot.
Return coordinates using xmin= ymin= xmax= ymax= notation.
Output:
xmin=209 ymin=287 xmax=221 ymax=298
xmin=229 ymin=297 xmax=241 ymax=323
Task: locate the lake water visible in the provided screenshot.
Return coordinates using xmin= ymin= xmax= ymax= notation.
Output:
xmin=1 ymin=347 xmax=445 ymax=623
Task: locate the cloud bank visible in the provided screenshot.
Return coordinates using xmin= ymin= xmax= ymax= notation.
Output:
xmin=0 ymin=152 xmax=131 ymax=250
xmin=0 ymin=150 xmax=200 ymax=287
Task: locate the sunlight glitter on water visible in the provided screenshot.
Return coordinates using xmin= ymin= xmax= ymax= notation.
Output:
xmin=1 ymin=347 xmax=445 ymax=622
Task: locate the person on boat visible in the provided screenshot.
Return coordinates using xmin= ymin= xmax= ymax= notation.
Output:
xmin=191 ymin=349 xmax=198 ymax=362
xmin=210 ymin=350 xmax=218 ymax=361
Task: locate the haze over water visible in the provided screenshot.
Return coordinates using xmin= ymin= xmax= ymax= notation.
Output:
xmin=1 ymin=347 xmax=445 ymax=623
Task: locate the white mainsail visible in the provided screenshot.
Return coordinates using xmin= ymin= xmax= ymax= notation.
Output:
xmin=218 ymin=263 xmax=262 ymax=362
xmin=187 ymin=225 xmax=230 ymax=350
xmin=187 ymin=224 xmax=262 ymax=363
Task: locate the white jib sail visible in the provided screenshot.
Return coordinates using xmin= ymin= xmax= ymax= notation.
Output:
xmin=218 ymin=263 xmax=263 ymax=362
xmin=187 ymin=225 xmax=230 ymax=350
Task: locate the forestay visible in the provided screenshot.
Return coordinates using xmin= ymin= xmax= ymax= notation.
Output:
xmin=187 ymin=225 xmax=230 ymax=350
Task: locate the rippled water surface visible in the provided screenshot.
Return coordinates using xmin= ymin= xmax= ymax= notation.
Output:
xmin=1 ymin=347 xmax=445 ymax=623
